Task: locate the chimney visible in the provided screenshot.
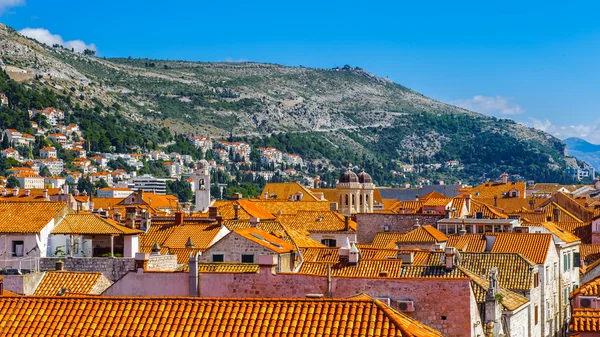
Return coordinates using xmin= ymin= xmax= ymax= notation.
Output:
xmin=465 ymin=194 xmax=471 ymax=212
xmin=444 ymin=247 xmax=457 ymax=271
xmin=24 ymin=189 xmax=30 ymax=197
xmin=175 ymin=212 xmax=184 ymax=226
xmin=208 ymin=206 xmax=218 ymax=219
xmin=126 ymin=206 xmax=136 ymax=228
xmin=493 ymin=195 xmax=497 ymax=207
xmin=42 ymin=189 xmax=48 ymax=200
xmin=501 ymin=173 xmax=508 ymax=184
xmin=459 ymin=224 xmax=467 ymax=236
xmin=12 ymin=187 xmax=18 ymax=196
xmin=330 ymin=202 xmax=338 ymax=212
xmin=114 ymin=212 xmax=122 ymax=222
xmin=185 ymin=237 xmax=194 ymax=249
xmin=141 ymin=211 xmax=151 ymax=231
xmin=529 ymin=198 xmax=535 ymax=210
xmin=553 ymin=208 xmax=560 ymax=222
xmin=233 ymin=205 xmax=240 ymax=220
xmin=413 ymin=218 xmax=421 ymax=228
xmin=338 ymin=238 xmax=351 ymax=260
xmin=397 ymin=251 xmax=414 ymax=264
xmin=231 ymin=193 xmax=242 ymax=200
xmin=151 ymin=243 xmax=161 ymax=255
xmin=55 ymin=260 xmax=64 ymax=271
xmin=1 ymin=190 xmax=6 ymax=197
xmin=258 ymin=255 xmax=278 ymax=274
xmin=73 ymin=189 xmax=79 ymax=196
xmin=348 ymin=242 xmax=360 ymax=265
xmin=250 ymin=217 xmax=260 ymax=228
xmin=263 ymin=191 xmax=269 ymax=200
xmin=189 ymin=252 xmax=199 ymax=296
xmin=344 ymin=216 xmax=350 ymax=231
xmin=0 ymin=276 xmax=3 ymax=295
xmin=216 ymin=214 xmax=223 ymax=227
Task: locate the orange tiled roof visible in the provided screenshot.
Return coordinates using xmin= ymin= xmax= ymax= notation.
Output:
xmin=298 ymin=260 xmax=404 ymax=278
xmin=397 ymin=225 xmax=448 ymax=243
xmin=370 ymin=232 xmax=405 ymax=249
xmin=52 ymin=214 xmax=142 ymax=235
xmin=261 ymin=182 xmax=320 ymax=201
xmin=0 ymin=297 xmax=443 ymax=337
xmin=540 ymin=222 xmax=581 ymax=243
xmin=277 ymin=210 xmax=356 ymax=232
xmin=462 ymin=181 xmax=527 ymax=199
xmin=0 ymin=201 xmax=68 ymax=233
xmin=446 ymin=234 xmax=487 ymax=252
xmin=488 ymin=233 xmax=553 ymax=264
xmin=248 ymin=200 xmax=332 ymax=215
xmin=233 ymin=228 xmax=296 ymax=253
xmin=92 ymin=197 xmax=125 ymax=211
xmin=571 ymin=275 xmax=600 ymax=298
xmin=198 ymin=262 xmax=260 ymax=273
xmin=570 ymin=309 xmax=600 ymax=333
xmin=474 ymin=197 xmax=547 ymax=213
xmin=419 ymin=191 xmax=448 ymax=200
xmin=33 ymin=271 xmax=108 ymax=296
xmin=162 ymin=223 xmax=223 ymax=250
xmin=223 ymin=219 xmax=325 ymax=249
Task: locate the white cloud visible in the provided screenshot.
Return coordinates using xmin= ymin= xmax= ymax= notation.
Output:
xmin=527 ymin=118 xmax=600 ymax=143
xmin=224 ymin=57 xmax=248 ymax=63
xmin=451 ymin=95 xmax=524 ymax=116
xmin=18 ymin=27 xmax=97 ymax=53
xmin=0 ymin=0 xmax=25 ymax=14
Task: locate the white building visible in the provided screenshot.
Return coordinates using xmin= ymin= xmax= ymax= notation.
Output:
xmin=40 ymin=146 xmax=57 ymax=159
xmin=97 ymin=187 xmax=134 ymax=199
xmin=15 ymin=171 xmax=45 ymax=189
xmin=132 ymin=175 xmax=167 ymax=195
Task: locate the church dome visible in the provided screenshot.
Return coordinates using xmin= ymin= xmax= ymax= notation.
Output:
xmin=339 ymin=169 xmax=359 ymax=183
xmin=358 ymin=170 xmax=373 ymax=184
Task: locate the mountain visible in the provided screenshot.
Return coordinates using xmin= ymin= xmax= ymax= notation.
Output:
xmin=0 ymin=22 xmax=585 ymax=185
xmin=565 ymin=137 xmax=600 ymax=171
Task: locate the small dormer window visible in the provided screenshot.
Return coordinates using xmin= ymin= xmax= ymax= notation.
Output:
xmin=474 ymin=192 xmax=480 ymax=196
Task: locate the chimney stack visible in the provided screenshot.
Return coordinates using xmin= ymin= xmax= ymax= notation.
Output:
xmin=126 ymin=206 xmax=136 ymax=228
xmin=501 ymin=173 xmax=509 ymax=184
xmin=529 ymin=198 xmax=535 ymax=210
xmin=12 ymin=187 xmax=18 ymax=196
xmin=233 ymin=205 xmax=240 ymax=220
xmin=231 ymin=193 xmax=242 ymax=200
xmin=114 ymin=212 xmax=122 ymax=222
xmin=349 ymin=242 xmax=360 ymax=265
xmin=216 ymin=214 xmax=223 ymax=227
xmin=208 ymin=206 xmax=218 ymax=219
xmin=175 ymin=212 xmax=184 ymax=226
xmin=185 ymin=237 xmax=194 ymax=249
xmin=444 ymin=247 xmax=457 ymax=271
xmin=55 ymin=260 xmax=64 ymax=271
xmin=189 ymin=252 xmax=199 ymax=296
xmin=1 ymin=189 xmax=6 ymax=197
xmin=141 ymin=211 xmax=151 ymax=231
xmin=553 ymin=208 xmax=560 ymax=222
xmin=263 ymin=191 xmax=269 ymax=200
xmin=42 ymin=189 xmax=48 ymax=200
xmin=344 ymin=216 xmax=350 ymax=231
xmin=250 ymin=217 xmax=260 ymax=228
xmin=465 ymin=194 xmax=472 ymax=212
xmin=24 ymin=189 xmax=30 ymax=196
xmin=493 ymin=195 xmax=498 ymax=207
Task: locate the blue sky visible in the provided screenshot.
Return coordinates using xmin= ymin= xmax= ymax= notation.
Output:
xmin=2 ymin=0 xmax=600 ymax=142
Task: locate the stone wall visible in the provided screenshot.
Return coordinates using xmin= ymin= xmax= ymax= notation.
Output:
xmin=199 ymin=232 xmax=293 ymax=272
xmin=3 ymin=272 xmax=45 ymax=295
xmin=145 ymin=254 xmax=178 ymax=271
xmin=355 ymin=213 xmax=444 ymax=243
xmin=90 ymin=274 xmax=114 ymax=295
xmin=39 ymin=257 xmax=136 ymax=281
xmin=197 ymin=267 xmax=475 ymax=337
xmin=102 ymin=270 xmax=189 ymax=296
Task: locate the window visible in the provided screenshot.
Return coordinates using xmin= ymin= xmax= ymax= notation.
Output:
xmin=564 ymin=254 xmax=568 ymax=272
xmin=212 ymin=254 xmax=224 ymax=262
xmin=554 ymin=262 xmax=557 ymax=281
xmin=533 ymin=273 xmax=539 ymax=288
xmin=574 ymin=252 xmax=581 ymax=268
xmin=535 ymin=305 xmax=539 ymax=325
xmin=321 ymin=239 xmax=337 ymax=247
xmin=241 ymin=254 xmax=254 ymax=263
xmin=12 ymin=241 xmax=23 ymax=257
xmin=545 ymin=266 xmax=549 ymax=285
xmin=546 ymin=300 xmax=551 ymax=319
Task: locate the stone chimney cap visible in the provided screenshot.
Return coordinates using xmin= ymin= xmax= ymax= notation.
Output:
xmin=185 ymin=236 xmax=194 ymax=249
xmin=151 ymin=242 xmax=161 ymax=254
xmin=349 ymin=242 xmax=359 ymax=253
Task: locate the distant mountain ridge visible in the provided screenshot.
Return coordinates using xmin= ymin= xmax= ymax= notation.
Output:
xmin=0 ymin=22 xmax=587 ymax=185
xmin=565 ymin=137 xmax=600 ymax=171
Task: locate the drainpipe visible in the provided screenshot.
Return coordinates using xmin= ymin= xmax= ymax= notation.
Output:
xmin=327 ymin=265 xmax=332 ymax=298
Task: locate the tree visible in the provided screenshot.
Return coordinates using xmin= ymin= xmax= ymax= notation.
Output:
xmin=83 ymin=49 xmax=96 ymax=56
xmin=77 ymin=178 xmax=94 ymax=196
xmin=39 ymin=166 xmax=51 ymax=177
xmin=6 ymin=176 xmax=19 ymax=188
xmin=94 ymin=178 xmax=109 ymax=190
xmin=166 ymin=178 xmax=193 ymax=202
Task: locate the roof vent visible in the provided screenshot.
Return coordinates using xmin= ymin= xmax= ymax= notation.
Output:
xmin=57 ymin=288 xmax=69 ymax=296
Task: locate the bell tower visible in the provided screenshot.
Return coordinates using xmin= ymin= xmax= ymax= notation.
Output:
xmin=195 ymin=160 xmax=211 ymax=212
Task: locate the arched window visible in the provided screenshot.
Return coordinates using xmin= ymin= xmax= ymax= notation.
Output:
xmin=345 ymin=195 xmax=349 ymax=206
xmin=351 ymin=194 xmax=355 ymax=205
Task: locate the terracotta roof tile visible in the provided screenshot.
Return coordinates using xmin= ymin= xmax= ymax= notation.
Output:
xmin=298 ymin=260 xmax=405 ymax=278
xmin=277 ymin=210 xmax=356 ymax=232
xmin=33 ymin=271 xmax=109 ymax=296
xmin=570 ymin=309 xmax=600 ymax=332
xmin=261 ymin=182 xmax=320 ymax=201
xmin=397 ymin=225 xmax=448 ymax=244
xmin=249 ymin=200 xmax=332 ymax=215
xmin=52 ymin=214 xmax=142 ymax=235
xmin=233 ymin=228 xmax=296 ymax=253
xmin=446 ymin=234 xmax=487 ymax=252
xmin=488 ymin=233 xmax=553 ymax=264
xmin=370 ymin=232 xmax=406 ymax=249
xmin=198 ymin=262 xmax=260 ymax=273
xmin=0 ymin=297 xmax=443 ymax=336
xmin=162 ymin=223 xmax=224 ymax=250
xmin=571 ymin=275 xmax=600 ymax=298
xmin=0 ymin=201 xmax=68 ymax=233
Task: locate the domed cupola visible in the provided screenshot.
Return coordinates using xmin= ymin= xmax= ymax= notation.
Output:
xmin=338 ymin=169 xmax=359 ymax=183
xmin=357 ymin=169 xmax=373 ymax=184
